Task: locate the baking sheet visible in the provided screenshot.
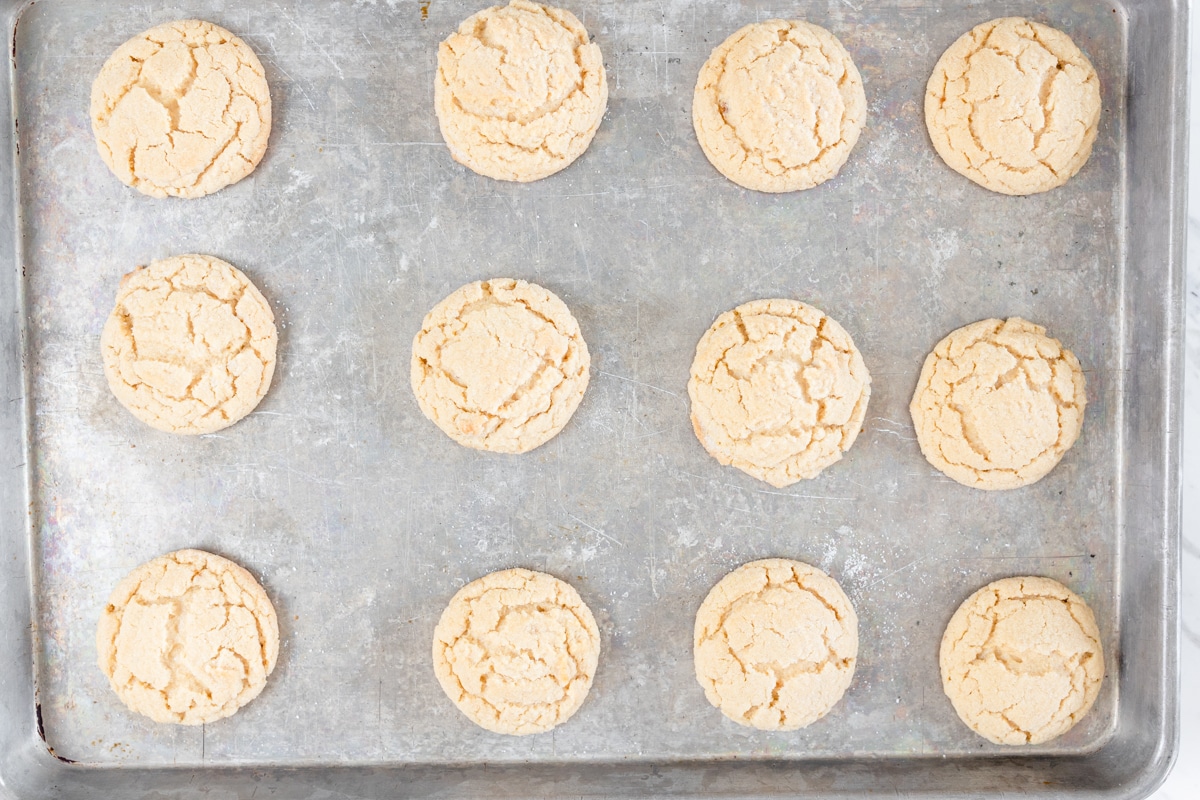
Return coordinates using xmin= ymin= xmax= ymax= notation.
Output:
xmin=20 ymin=0 xmax=1127 ymax=770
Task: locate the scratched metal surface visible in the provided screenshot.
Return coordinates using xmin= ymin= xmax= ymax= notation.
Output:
xmin=20 ymin=0 xmax=1125 ymax=768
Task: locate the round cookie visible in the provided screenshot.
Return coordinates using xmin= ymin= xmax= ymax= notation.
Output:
xmin=434 ymin=0 xmax=608 ymax=182
xmin=940 ymin=576 xmax=1104 ymax=745
xmin=101 ymin=254 xmax=278 ymax=435
xmin=694 ymin=558 xmax=858 ymax=730
xmin=411 ymin=278 xmax=590 ymax=454
xmin=432 ymin=568 xmax=601 ymax=735
xmin=692 ymin=20 xmax=866 ymax=193
xmin=925 ymin=17 xmax=1101 ymax=195
xmin=688 ymin=298 xmax=871 ymax=488
xmin=91 ymin=19 xmax=272 ymax=198
xmin=909 ymin=318 xmax=1086 ymax=490
xmin=96 ymin=549 xmax=280 ymax=725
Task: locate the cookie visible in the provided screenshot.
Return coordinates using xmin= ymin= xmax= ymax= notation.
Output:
xmin=101 ymin=254 xmax=278 ymax=435
xmin=96 ymin=549 xmax=279 ymax=725
xmin=925 ymin=17 xmax=1101 ymax=195
xmin=91 ymin=20 xmax=271 ymax=199
xmin=940 ymin=576 xmax=1104 ymax=745
xmin=434 ymin=0 xmax=607 ymax=182
xmin=432 ymin=568 xmax=601 ymax=735
xmin=692 ymin=20 xmax=866 ymax=193
xmin=688 ymin=299 xmax=870 ymax=487
xmin=909 ymin=318 xmax=1086 ymax=490
xmin=694 ymin=558 xmax=857 ymax=731
xmin=411 ymin=278 xmax=590 ymax=453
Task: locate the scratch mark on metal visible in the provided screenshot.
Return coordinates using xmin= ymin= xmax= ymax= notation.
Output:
xmin=563 ymin=510 xmax=624 ymax=548
xmin=676 ymin=470 xmax=855 ymax=501
xmin=865 ymin=556 xmax=934 ymax=589
xmin=273 ymin=4 xmax=346 ymax=80
xmin=597 ymin=370 xmax=679 ymax=398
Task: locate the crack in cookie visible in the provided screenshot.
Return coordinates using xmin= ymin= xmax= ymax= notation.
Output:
xmin=432 ymin=568 xmax=600 ymax=735
xmin=688 ymin=298 xmax=870 ymax=487
xmin=694 ymin=559 xmax=858 ymax=730
xmin=692 ymin=20 xmax=866 ymax=193
xmin=101 ymin=254 xmax=278 ymax=435
xmin=940 ymin=576 xmax=1104 ymax=745
xmin=925 ymin=17 xmax=1100 ymax=195
xmin=909 ymin=317 xmax=1086 ymax=490
xmin=96 ymin=549 xmax=279 ymax=725
xmin=91 ymin=19 xmax=271 ymax=198
xmin=435 ymin=0 xmax=607 ymax=182
xmin=411 ymin=278 xmax=590 ymax=454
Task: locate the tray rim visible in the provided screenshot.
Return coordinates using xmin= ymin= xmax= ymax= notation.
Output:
xmin=0 ymin=0 xmax=1184 ymax=796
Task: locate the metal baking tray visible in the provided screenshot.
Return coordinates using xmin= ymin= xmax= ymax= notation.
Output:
xmin=0 ymin=0 xmax=1184 ymax=797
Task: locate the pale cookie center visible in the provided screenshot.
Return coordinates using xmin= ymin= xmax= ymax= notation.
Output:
xmin=956 ymin=597 xmax=1100 ymax=740
xmin=138 ymin=41 xmax=200 ymax=127
xmin=438 ymin=300 xmax=570 ymax=416
xmin=95 ymin=26 xmax=268 ymax=194
xmin=110 ymin=574 xmax=269 ymax=719
xmin=715 ymin=315 xmax=861 ymax=447
xmin=116 ymin=590 xmax=247 ymax=702
xmin=115 ymin=41 xmax=240 ymax=160
xmin=446 ymin=601 xmax=591 ymax=709
xmin=955 ymin=28 xmax=1096 ymax=173
xmin=941 ymin=341 xmax=1075 ymax=470
xmin=697 ymin=567 xmax=855 ymax=729
xmin=448 ymin=13 xmax=583 ymax=123
xmin=721 ymin=585 xmax=843 ymax=669
xmin=719 ymin=41 xmax=847 ymax=169
xmin=120 ymin=287 xmax=253 ymax=402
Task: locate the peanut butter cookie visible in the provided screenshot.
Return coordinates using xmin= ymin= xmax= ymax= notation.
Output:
xmin=925 ymin=17 xmax=1101 ymax=195
xmin=694 ymin=558 xmax=858 ymax=730
xmin=940 ymin=576 xmax=1104 ymax=745
xmin=688 ymin=299 xmax=870 ymax=487
xmin=435 ymin=0 xmax=607 ymax=182
xmin=432 ymin=568 xmax=600 ymax=735
xmin=96 ymin=549 xmax=279 ymax=725
xmin=910 ymin=318 xmax=1086 ymax=490
xmin=692 ymin=21 xmax=866 ymax=192
xmin=91 ymin=20 xmax=271 ymax=198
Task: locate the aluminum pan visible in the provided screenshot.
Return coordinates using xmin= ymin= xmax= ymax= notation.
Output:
xmin=0 ymin=0 xmax=1183 ymax=797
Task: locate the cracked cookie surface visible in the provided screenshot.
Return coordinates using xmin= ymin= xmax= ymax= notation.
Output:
xmin=101 ymin=254 xmax=277 ymax=435
xmin=432 ymin=568 xmax=600 ymax=735
xmin=694 ymin=558 xmax=857 ymax=731
xmin=692 ymin=20 xmax=866 ymax=193
xmin=688 ymin=298 xmax=870 ymax=488
xmin=909 ymin=318 xmax=1085 ymax=490
xmin=925 ymin=17 xmax=1101 ymax=195
xmin=411 ymin=278 xmax=589 ymax=454
xmin=434 ymin=0 xmax=607 ymax=182
xmin=940 ymin=576 xmax=1104 ymax=745
xmin=96 ymin=549 xmax=279 ymax=725
xmin=91 ymin=19 xmax=271 ymax=198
